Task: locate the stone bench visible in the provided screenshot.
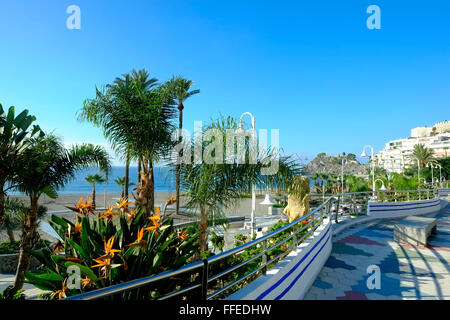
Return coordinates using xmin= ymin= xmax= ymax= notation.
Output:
xmin=393 ymin=216 xmax=437 ymax=246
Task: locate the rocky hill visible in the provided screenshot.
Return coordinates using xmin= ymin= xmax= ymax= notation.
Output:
xmin=303 ymin=153 xmax=367 ymax=177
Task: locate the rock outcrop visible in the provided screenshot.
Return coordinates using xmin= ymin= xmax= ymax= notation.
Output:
xmin=303 ymin=153 xmax=367 ymax=177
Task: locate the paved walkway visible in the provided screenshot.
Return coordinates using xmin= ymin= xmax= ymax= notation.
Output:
xmin=304 ymin=207 xmax=450 ymax=300
xmin=0 ymin=274 xmax=44 ymax=299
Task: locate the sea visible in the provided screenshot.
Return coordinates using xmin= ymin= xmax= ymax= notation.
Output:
xmin=9 ymin=166 xmax=316 ymax=195
xmin=10 ymin=166 xmax=176 ymax=195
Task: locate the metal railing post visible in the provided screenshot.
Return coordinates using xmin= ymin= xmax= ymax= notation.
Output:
xmin=201 ymin=259 xmax=208 ymax=300
xmin=335 ymin=196 xmax=340 ymax=224
xmin=262 ymin=240 xmax=267 ymax=276
xmin=320 ymin=206 xmax=324 ymax=224
xmin=292 ymin=228 xmax=297 ymax=251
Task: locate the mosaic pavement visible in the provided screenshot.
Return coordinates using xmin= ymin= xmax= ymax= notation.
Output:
xmin=304 ymin=207 xmax=450 ymax=300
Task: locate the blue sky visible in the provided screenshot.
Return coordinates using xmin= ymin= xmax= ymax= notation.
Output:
xmin=0 ymin=0 xmax=449 ymax=165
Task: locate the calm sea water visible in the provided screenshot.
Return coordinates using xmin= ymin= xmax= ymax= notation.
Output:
xmin=10 ymin=166 xmax=315 ymax=195
xmin=10 ymin=166 xmax=176 ymax=195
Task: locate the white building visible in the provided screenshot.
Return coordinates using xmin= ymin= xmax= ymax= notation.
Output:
xmin=375 ymin=121 xmax=450 ymax=173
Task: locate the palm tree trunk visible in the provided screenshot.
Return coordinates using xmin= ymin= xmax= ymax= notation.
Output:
xmin=198 ymin=205 xmax=208 ymax=254
xmin=176 ymin=102 xmax=183 ymax=216
xmin=137 ymin=159 xmax=142 ymax=189
xmin=12 ymin=195 xmax=39 ymax=294
xmin=136 ymin=158 xmax=155 ymax=219
xmin=7 ymin=227 xmax=15 ymax=243
xmin=124 ymin=153 xmax=130 ymax=199
xmin=0 ymin=180 xmax=6 ymax=229
xmin=92 ymin=184 xmax=96 ymax=209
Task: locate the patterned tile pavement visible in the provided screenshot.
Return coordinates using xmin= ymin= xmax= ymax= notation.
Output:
xmin=304 ymin=207 xmax=450 ymax=300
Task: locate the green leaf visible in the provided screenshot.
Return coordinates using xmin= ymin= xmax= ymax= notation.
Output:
xmin=152 ymin=252 xmax=163 ymax=269
xmin=66 ymin=238 xmax=90 ymax=261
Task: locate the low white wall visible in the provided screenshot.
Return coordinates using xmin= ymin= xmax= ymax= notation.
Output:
xmin=228 ymin=193 xmax=445 ymax=300
xmin=227 ymin=219 xmax=332 ymax=300
xmin=438 ymin=188 xmax=450 ymax=197
xmin=368 ymin=198 xmax=441 ymax=218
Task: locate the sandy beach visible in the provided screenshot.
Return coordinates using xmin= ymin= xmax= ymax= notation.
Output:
xmin=2 ymin=191 xmax=282 ymax=242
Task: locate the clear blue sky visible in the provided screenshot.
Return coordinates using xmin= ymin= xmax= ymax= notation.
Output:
xmin=0 ymin=0 xmax=449 ymax=165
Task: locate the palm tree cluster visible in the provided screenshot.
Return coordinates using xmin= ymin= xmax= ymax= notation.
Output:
xmin=78 ymin=70 xmax=199 ymax=219
xmin=0 ymin=104 xmax=111 ymax=296
xmin=411 ymin=143 xmax=436 ymax=168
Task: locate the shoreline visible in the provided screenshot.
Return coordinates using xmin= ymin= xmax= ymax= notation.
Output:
xmin=3 ymin=192 xmax=285 ymax=243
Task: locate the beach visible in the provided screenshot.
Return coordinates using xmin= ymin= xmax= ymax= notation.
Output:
xmin=2 ymin=191 xmax=280 ymax=242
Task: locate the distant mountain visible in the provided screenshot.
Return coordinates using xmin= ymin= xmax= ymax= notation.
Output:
xmin=303 ymin=153 xmax=367 ymax=177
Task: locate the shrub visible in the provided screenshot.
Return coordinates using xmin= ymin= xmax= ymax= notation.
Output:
xmin=23 ymin=198 xmax=200 ymax=300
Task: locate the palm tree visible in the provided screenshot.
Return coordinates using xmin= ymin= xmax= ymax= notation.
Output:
xmin=114 ymin=176 xmax=135 ymax=198
xmin=178 ymin=116 xmax=301 ymax=253
xmin=10 ymin=134 xmax=110 ymax=294
xmin=85 ymin=173 xmax=106 ymax=208
xmin=164 ymin=76 xmax=200 ymax=216
xmin=346 ymin=175 xmax=370 ymax=192
xmin=0 ymin=104 xmax=42 ymax=228
xmin=79 ymin=69 xmax=176 ymax=218
xmin=411 ymin=143 xmax=435 ymax=168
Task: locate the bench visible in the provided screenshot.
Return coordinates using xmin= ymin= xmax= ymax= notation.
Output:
xmin=393 ymin=216 xmax=437 ymax=246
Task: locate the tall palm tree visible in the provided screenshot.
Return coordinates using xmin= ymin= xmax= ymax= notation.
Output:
xmin=10 ymin=134 xmax=110 ymax=294
xmin=178 ymin=116 xmax=301 ymax=253
xmin=411 ymin=143 xmax=436 ymax=168
xmin=85 ymin=173 xmax=106 ymax=208
xmin=0 ymin=104 xmax=42 ymax=228
xmin=164 ymin=76 xmax=200 ymax=216
xmin=79 ymin=69 xmax=176 ymax=218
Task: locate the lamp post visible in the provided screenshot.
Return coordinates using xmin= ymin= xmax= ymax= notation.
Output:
xmin=238 ymin=112 xmax=257 ymax=236
xmin=361 ymin=145 xmax=375 ymax=198
xmin=417 ymin=159 xmax=420 ymax=188
xmin=341 ymin=153 xmax=347 ymax=193
xmin=435 ymin=163 xmax=442 ymax=186
xmin=426 ymin=162 xmax=435 ymax=185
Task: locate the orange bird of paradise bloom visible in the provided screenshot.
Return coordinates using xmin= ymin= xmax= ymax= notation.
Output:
xmin=99 ymin=235 xmax=121 ymax=259
xmin=177 ymin=229 xmax=188 ymax=242
xmin=98 ymin=206 xmax=120 ymax=222
xmin=91 ymin=257 xmax=112 ymax=277
xmin=116 ymin=198 xmax=132 ymax=210
xmin=65 ymin=220 xmax=82 ymax=236
xmin=127 ymin=228 xmax=146 ymax=248
xmin=166 ymin=195 xmax=177 ymax=206
xmin=126 ymin=209 xmax=136 ymax=223
xmin=144 ymin=207 xmax=162 ymax=235
xmin=51 ymin=279 xmax=68 ymax=300
xmin=68 ymin=197 xmax=94 ymax=216
xmin=81 ymin=277 xmax=95 ymax=289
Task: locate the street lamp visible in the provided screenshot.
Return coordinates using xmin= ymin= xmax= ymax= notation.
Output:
xmin=341 ymin=154 xmax=347 ymax=193
xmin=435 ymin=163 xmax=442 ymax=186
xmin=361 ymin=145 xmax=375 ymax=197
xmin=417 ymin=159 xmax=421 ymax=188
xmin=238 ymin=112 xmax=257 ymax=236
xmin=374 ymin=178 xmax=387 ymax=191
xmin=426 ymin=162 xmax=435 ymax=185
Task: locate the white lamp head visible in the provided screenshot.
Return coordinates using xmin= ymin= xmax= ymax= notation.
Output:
xmin=260 ymin=194 xmax=276 ymax=205
xmin=361 ymin=149 xmax=367 ymax=157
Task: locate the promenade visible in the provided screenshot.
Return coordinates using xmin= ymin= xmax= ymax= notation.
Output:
xmin=304 ymin=205 xmax=450 ymax=300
